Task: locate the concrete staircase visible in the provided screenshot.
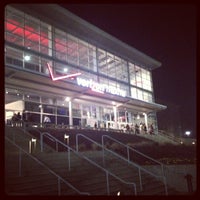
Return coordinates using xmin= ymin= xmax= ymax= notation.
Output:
xmin=5 ymin=126 xmax=180 ymax=195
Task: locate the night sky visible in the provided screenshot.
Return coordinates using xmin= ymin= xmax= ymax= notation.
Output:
xmin=60 ymin=4 xmax=196 ymax=137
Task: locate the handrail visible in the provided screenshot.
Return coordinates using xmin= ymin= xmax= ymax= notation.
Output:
xmin=76 ymin=133 xmax=168 ymax=195
xmin=40 ymin=132 xmax=137 ymax=195
xmin=158 ymin=130 xmax=181 ymax=143
xmin=102 ymin=134 xmax=164 ymax=174
xmin=5 ymin=136 xmax=90 ymax=196
xmin=102 ymin=134 xmax=168 ymax=195
xmin=15 ymin=121 xmax=126 ymax=133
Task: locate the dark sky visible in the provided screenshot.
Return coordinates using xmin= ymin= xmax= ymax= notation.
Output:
xmin=60 ymin=4 xmax=196 ymax=136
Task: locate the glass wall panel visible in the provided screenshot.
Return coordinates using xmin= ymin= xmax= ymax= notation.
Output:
xmin=5 ymin=46 xmax=23 ymax=68
xmin=5 ymin=7 xmax=24 ymax=46
xmin=67 ymin=35 xmax=78 ymax=65
xmin=24 ymin=53 xmax=40 ymax=71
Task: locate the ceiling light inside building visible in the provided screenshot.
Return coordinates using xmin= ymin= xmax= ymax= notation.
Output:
xmin=65 ymin=97 xmax=70 ymax=102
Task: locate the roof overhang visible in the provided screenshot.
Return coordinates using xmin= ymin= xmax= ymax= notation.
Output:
xmin=5 ymin=65 xmax=166 ymax=113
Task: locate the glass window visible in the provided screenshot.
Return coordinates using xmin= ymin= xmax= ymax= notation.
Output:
xmin=78 ymin=39 xmax=89 ymax=68
xmin=5 ymin=7 xmax=24 ymax=46
xmin=88 ymin=44 xmax=97 ymax=71
xmin=43 ymin=105 xmax=55 ymax=114
xmin=24 ymin=93 xmax=40 ymax=103
xmin=24 ymin=53 xmax=40 ymax=71
xmin=5 ymin=46 xmax=23 ymax=67
xmin=67 ymin=34 xmax=78 ymax=65
xmin=57 ymin=106 xmax=68 ymax=115
xmin=25 ymin=101 xmax=40 ymax=112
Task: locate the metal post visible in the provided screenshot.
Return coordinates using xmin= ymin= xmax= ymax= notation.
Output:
xmin=76 ymin=134 xmax=79 ymax=152
xmin=56 ymin=141 xmax=58 ymax=152
xmin=127 ymin=146 xmax=130 ymax=164
xmin=163 ymin=176 xmax=168 ymax=195
xmin=29 ymin=140 xmax=32 ymax=153
xmin=40 ymin=133 xmax=43 ymax=152
xmin=58 ymin=178 xmax=61 ymax=195
xmin=102 ymin=136 xmax=105 ymax=166
xmin=68 ymin=147 xmax=71 ymax=171
xmin=139 ymin=168 xmax=143 ymax=191
xmin=106 ymin=171 xmax=110 ymax=195
xmin=19 ymin=149 xmax=22 ymax=176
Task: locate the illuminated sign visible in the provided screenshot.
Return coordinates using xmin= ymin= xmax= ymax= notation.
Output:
xmin=77 ymin=77 xmax=126 ymax=97
xmin=47 ymin=63 xmax=81 ymax=81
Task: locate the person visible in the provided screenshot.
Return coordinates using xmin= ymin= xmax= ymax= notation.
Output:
xmin=149 ymin=123 xmax=154 ymax=135
xmin=143 ymin=124 xmax=147 ymax=134
xmin=44 ymin=116 xmax=51 ymax=123
xmin=44 ymin=116 xmax=51 ymax=128
xmin=135 ymin=123 xmax=139 ymax=134
xmin=11 ymin=113 xmax=17 ymax=127
xmin=126 ymin=124 xmax=130 ymax=133
xmin=94 ymin=122 xmax=97 ymax=129
xmin=16 ymin=112 xmax=22 ymax=127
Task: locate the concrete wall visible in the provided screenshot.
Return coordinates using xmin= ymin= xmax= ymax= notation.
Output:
xmin=143 ymin=164 xmax=196 ymax=193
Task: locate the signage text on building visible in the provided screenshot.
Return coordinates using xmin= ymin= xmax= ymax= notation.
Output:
xmin=77 ymin=77 xmax=126 ymax=97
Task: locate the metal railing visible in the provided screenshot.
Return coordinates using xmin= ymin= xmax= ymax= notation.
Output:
xmin=76 ymin=133 xmax=168 ymax=195
xmin=5 ymin=135 xmax=90 ymax=196
xmin=102 ymin=135 xmax=168 ymax=195
xmin=102 ymin=134 xmax=165 ymax=174
xmin=6 ymin=126 xmax=137 ymax=195
xmin=39 ymin=132 xmax=137 ymax=195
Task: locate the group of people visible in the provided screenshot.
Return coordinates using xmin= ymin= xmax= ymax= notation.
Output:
xmin=11 ymin=112 xmax=23 ymax=127
xmin=125 ymin=122 xmax=154 ymax=135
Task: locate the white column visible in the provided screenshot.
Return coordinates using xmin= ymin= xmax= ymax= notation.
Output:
xmin=113 ymin=106 xmax=117 ymax=129
xmin=143 ymin=113 xmax=148 ymax=128
xmin=125 ymin=111 xmax=127 ymax=123
xmin=69 ymin=100 xmax=73 ymax=127
xmin=40 ymin=105 xmax=43 ymax=124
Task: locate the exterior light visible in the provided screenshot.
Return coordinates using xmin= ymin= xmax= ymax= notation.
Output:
xmin=64 ymin=68 xmax=68 ymax=72
xmin=117 ymin=191 xmax=120 ymax=196
xmin=31 ymin=138 xmax=37 ymax=142
xmin=29 ymin=138 xmax=37 ymax=153
xmin=180 ymin=141 xmax=183 ymax=144
xmin=64 ymin=134 xmax=69 ymax=139
xmin=137 ymin=114 xmax=140 ymax=119
xmin=64 ymin=134 xmax=69 ymax=146
xmin=185 ymin=131 xmax=191 ymax=136
xmin=24 ymin=55 xmax=31 ymax=61
xmin=192 ymin=141 xmax=195 ymax=145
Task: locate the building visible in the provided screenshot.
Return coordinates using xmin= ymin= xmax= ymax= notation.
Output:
xmin=5 ymin=4 xmax=166 ymax=133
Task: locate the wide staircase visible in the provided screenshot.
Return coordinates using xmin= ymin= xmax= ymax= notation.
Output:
xmin=5 ymin=126 xmax=181 ymax=195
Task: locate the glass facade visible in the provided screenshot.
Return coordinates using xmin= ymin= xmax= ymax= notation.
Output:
xmin=5 ymin=5 xmax=161 ymax=132
xmin=5 ymin=6 xmax=154 ymax=102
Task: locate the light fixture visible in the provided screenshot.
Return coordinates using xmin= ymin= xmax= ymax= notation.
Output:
xmin=64 ymin=68 xmax=68 ymax=72
xmin=24 ymin=55 xmax=31 ymax=61
xmin=65 ymin=97 xmax=70 ymax=102
xmin=64 ymin=134 xmax=69 ymax=139
xmin=185 ymin=131 xmax=191 ymax=136
xmin=137 ymin=113 xmax=140 ymax=119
